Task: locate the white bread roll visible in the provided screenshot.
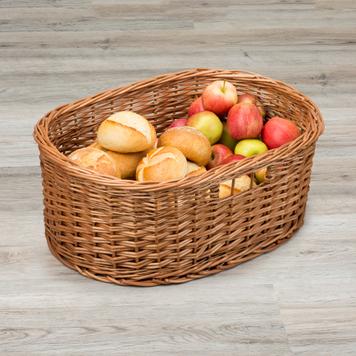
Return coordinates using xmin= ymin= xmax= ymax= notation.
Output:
xmin=90 ymin=142 xmax=145 ymax=179
xmin=186 ymin=161 xmax=207 ymax=177
xmin=157 ymin=126 xmax=211 ymax=166
xmin=97 ymin=111 xmax=156 ymax=153
xmin=219 ymin=175 xmax=251 ymax=199
xmin=68 ymin=147 xmax=120 ymax=178
xmin=136 ymin=146 xmax=187 ymax=182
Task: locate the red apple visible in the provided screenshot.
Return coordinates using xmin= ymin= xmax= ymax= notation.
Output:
xmin=207 ymin=144 xmax=233 ymax=169
xmin=226 ymin=102 xmax=263 ymax=140
xmin=187 ymin=111 xmax=223 ymax=144
xmin=202 ymin=80 xmax=237 ymax=116
xmin=221 ymin=154 xmax=245 ymax=165
xmin=239 ymin=93 xmax=266 ymax=118
xmin=261 ymin=116 xmax=301 ymax=149
xmin=169 ymin=118 xmax=187 ymax=129
xmin=188 ymin=96 xmax=205 ymax=117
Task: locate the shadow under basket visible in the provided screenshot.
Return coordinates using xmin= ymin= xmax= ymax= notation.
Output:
xmin=33 ymin=68 xmax=324 ymax=286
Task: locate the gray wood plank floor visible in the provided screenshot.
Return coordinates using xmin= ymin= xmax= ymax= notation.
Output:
xmin=1 ymin=1 xmax=356 ymax=355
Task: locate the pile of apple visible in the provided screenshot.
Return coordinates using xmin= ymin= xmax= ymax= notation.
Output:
xmin=171 ymin=80 xmax=301 ymax=184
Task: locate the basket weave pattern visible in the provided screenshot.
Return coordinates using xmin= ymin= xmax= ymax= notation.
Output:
xmin=34 ymin=69 xmax=323 ymax=286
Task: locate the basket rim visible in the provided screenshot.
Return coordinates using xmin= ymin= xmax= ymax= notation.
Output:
xmin=33 ymin=68 xmax=324 ymax=191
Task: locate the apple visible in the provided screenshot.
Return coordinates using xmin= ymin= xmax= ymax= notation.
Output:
xmin=255 ymin=167 xmax=267 ymax=183
xmin=169 ymin=118 xmax=187 ymax=129
xmin=207 ymin=144 xmax=233 ymax=169
xmin=234 ymin=139 xmax=268 ymax=157
xmin=238 ymin=93 xmax=256 ymax=104
xmin=187 ymin=111 xmax=223 ymax=144
xmin=221 ymin=154 xmax=245 ymax=165
xmin=238 ymin=93 xmax=266 ymax=118
xmin=219 ymin=123 xmax=238 ymax=151
xmin=202 ymin=80 xmax=237 ymax=116
xmin=188 ymin=96 xmax=205 ymax=117
xmin=226 ymin=102 xmax=263 ymax=140
xmin=262 ymin=116 xmax=301 ymax=149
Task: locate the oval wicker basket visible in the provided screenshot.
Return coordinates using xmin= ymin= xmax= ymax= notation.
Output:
xmin=34 ymin=68 xmax=324 ymax=286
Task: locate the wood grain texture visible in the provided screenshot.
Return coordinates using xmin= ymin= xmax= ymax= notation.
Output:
xmin=1 ymin=0 xmax=356 ymax=354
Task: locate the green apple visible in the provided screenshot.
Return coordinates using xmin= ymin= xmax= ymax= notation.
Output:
xmin=255 ymin=167 xmax=267 ymax=183
xmin=187 ymin=111 xmax=223 ymax=144
xmin=234 ymin=139 xmax=268 ymax=157
xmin=219 ymin=123 xmax=238 ymax=151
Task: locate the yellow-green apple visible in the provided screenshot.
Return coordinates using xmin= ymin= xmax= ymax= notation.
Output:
xmin=169 ymin=118 xmax=187 ymax=129
xmin=221 ymin=154 xmax=245 ymax=165
xmin=234 ymin=139 xmax=268 ymax=157
xmin=207 ymin=144 xmax=233 ymax=169
xmin=187 ymin=111 xmax=223 ymax=144
xmin=188 ymin=96 xmax=205 ymax=117
xmin=202 ymin=80 xmax=237 ymax=116
xmin=261 ymin=116 xmax=301 ymax=149
xmin=227 ymin=102 xmax=263 ymax=140
xmin=219 ymin=123 xmax=238 ymax=151
xmin=238 ymin=93 xmax=266 ymax=117
xmin=255 ymin=167 xmax=267 ymax=183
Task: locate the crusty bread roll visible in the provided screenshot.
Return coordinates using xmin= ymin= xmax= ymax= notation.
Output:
xmin=157 ymin=126 xmax=211 ymax=166
xmin=136 ymin=146 xmax=187 ymax=182
xmin=97 ymin=111 xmax=156 ymax=153
xmin=68 ymin=147 xmax=120 ymax=178
xmin=219 ymin=175 xmax=251 ymax=199
xmin=90 ymin=142 xmax=145 ymax=179
xmin=186 ymin=161 xmax=207 ymax=177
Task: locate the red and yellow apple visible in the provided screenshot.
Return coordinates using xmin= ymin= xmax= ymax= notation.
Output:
xmin=238 ymin=93 xmax=256 ymax=105
xmin=187 ymin=111 xmax=223 ymax=144
xmin=169 ymin=118 xmax=187 ymax=129
xmin=261 ymin=116 xmax=301 ymax=149
xmin=202 ymin=80 xmax=237 ymax=116
xmin=207 ymin=144 xmax=233 ymax=169
xmin=226 ymin=102 xmax=263 ymax=140
xmin=188 ymin=96 xmax=205 ymax=117
xmin=234 ymin=139 xmax=268 ymax=157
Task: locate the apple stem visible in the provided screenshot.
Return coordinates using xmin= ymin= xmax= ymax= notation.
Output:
xmin=222 ymin=80 xmax=226 ymax=93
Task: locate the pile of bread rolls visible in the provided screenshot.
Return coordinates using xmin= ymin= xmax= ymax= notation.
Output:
xmin=68 ymin=111 xmax=209 ymax=180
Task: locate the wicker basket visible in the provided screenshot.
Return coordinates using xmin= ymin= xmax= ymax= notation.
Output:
xmin=34 ymin=68 xmax=324 ymax=286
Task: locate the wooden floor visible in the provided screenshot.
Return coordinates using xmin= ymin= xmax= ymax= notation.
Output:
xmin=1 ymin=1 xmax=356 ymax=355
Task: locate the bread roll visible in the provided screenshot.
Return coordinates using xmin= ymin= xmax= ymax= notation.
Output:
xmin=136 ymin=146 xmax=187 ymax=182
xmin=219 ymin=175 xmax=251 ymax=199
xmin=90 ymin=142 xmax=145 ymax=179
xmin=186 ymin=161 xmax=207 ymax=177
xmin=158 ymin=126 xmax=211 ymax=166
xmin=97 ymin=111 xmax=156 ymax=153
xmin=68 ymin=147 xmax=120 ymax=178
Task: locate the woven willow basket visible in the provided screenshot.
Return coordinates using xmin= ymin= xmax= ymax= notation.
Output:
xmin=34 ymin=68 xmax=324 ymax=286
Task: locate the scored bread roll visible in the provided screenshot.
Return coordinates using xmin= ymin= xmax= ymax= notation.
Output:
xmin=90 ymin=142 xmax=145 ymax=179
xmin=219 ymin=175 xmax=251 ymax=199
xmin=186 ymin=161 xmax=207 ymax=177
xmin=136 ymin=146 xmax=187 ymax=182
xmin=158 ymin=126 xmax=211 ymax=166
xmin=68 ymin=147 xmax=121 ymax=178
xmin=97 ymin=111 xmax=156 ymax=153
